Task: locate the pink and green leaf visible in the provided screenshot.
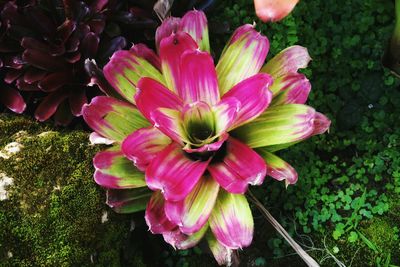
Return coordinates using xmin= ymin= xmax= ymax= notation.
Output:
xmin=261 ymin=46 xmax=311 ymax=79
xmin=234 ymin=104 xmax=316 ymax=148
xmin=121 ymin=126 xmax=171 ymax=171
xmin=256 ymin=148 xmax=298 ymax=186
xmin=130 ymin=43 xmax=162 ymax=71
xmin=145 ymin=191 xmax=176 ymax=234
xmin=104 ymin=48 xmax=165 ymax=103
xmin=222 ymin=73 xmax=273 ymax=128
xmin=179 ymin=50 xmax=219 ymax=105
xmin=145 ymin=143 xmax=209 ymax=201
xmin=135 ymin=77 xmax=183 ymax=123
xmin=213 ymin=97 xmax=240 ymax=136
xmin=261 ymin=141 xmax=301 ymax=153
xmin=160 ymin=31 xmax=198 ymax=93
xmin=163 ymin=223 xmax=208 ymax=250
xmin=180 ymin=10 xmax=210 ymax=52
xmin=206 ymin=231 xmax=233 ymax=266
xmin=183 ymin=133 xmax=228 ymax=153
xmin=216 ymin=24 xmax=269 ymax=94
xmin=83 ymin=96 xmax=149 ymax=142
xmin=208 ymin=137 xmax=267 ymax=193
xmin=165 ymin=176 xmax=219 ymax=234
xmin=155 ymin=16 xmax=181 ymax=51
xmin=209 ymin=190 xmax=254 ymax=249
xmin=89 ymin=132 xmax=114 ymax=145
xmin=106 ymin=187 xmax=152 ymax=214
xmin=311 ymin=112 xmax=331 ymax=136
xmin=93 ymin=146 xmax=147 ymax=189
xmin=151 ymin=107 xmax=187 ymax=145
xmin=270 ymin=73 xmax=311 ymax=105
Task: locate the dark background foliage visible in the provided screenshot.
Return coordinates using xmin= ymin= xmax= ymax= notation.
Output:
xmin=0 ymin=0 xmax=399 ymax=266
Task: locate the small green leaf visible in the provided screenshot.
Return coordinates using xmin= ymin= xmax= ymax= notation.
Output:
xmin=348 ymin=231 xmax=358 ymax=243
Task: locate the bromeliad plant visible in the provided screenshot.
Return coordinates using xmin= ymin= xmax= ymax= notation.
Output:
xmin=83 ymin=10 xmax=330 ymax=265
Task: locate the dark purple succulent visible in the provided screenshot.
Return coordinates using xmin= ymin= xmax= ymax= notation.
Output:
xmin=0 ymin=0 xmax=216 ymax=125
xmin=0 ymin=0 xmax=129 ymax=125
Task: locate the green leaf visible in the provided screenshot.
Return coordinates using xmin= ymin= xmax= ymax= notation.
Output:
xmin=348 ymin=231 xmax=358 ymax=243
xmin=233 ymin=104 xmax=315 ymax=148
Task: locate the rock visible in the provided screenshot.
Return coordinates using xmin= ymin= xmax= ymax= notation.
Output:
xmin=0 ymin=114 xmax=146 ymax=266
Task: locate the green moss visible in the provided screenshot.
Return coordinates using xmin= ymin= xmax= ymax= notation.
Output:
xmin=0 ymin=114 xmax=139 ymax=266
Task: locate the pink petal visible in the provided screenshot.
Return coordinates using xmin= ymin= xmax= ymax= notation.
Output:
xmin=89 ymin=132 xmax=114 ymax=145
xmin=121 ymin=127 xmax=171 ymax=171
xmin=163 ymin=223 xmax=208 ymax=250
xmin=93 ymin=147 xmax=147 ymax=189
xmin=254 ymin=0 xmax=299 ymax=22
xmin=213 ymin=97 xmax=240 ymax=136
xmin=145 ymin=143 xmax=209 ymax=202
xmin=216 ymin=24 xmax=269 ymax=94
xmin=209 ymin=190 xmax=254 ymax=249
xmin=228 ymin=24 xmax=256 ymax=44
xmin=179 ymin=10 xmax=210 ymax=51
xmin=82 ymin=96 xmax=149 ymax=142
xmin=257 ymin=148 xmax=298 ymax=186
xmin=222 ymin=73 xmax=273 ymax=128
xmin=270 ymin=73 xmax=311 ymax=105
xmin=1 ymin=86 xmax=26 ymax=113
xmin=206 ymin=232 xmax=234 ymax=266
xmin=262 ymin=46 xmax=311 ymax=79
xmin=155 ymin=16 xmax=181 ymax=51
xmin=183 ymin=133 xmax=229 ymax=153
xmin=159 ymin=31 xmax=198 ymax=93
xmin=145 ymin=191 xmax=176 ymax=234
xmin=103 ymin=47 xmax=165 ymax=103
xmin=311 ymin=112 xmax=331 ymax=136
xmin=179 ymin=50 xmax=219 ymax=105
xmin=233 ymin=104 xmax=316 ymax=148
xmin=130 ymin=43 xmax=161 ymax=71
xmin=208 ymin=137 xmax=267 ymax=194
xmin=151 ymin=108 xmax=186 ymax=145
xmin=135 ymin=77 xmax=183 ymax=123
xmin=165 ymin=176 xmax=219 ymax=234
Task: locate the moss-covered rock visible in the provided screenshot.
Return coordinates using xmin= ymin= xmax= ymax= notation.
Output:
xmin=0 ymin=114 xmax=143 ymax=267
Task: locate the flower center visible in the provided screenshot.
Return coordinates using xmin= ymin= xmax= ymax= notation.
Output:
xmin=182 ymin=101 xmax=216 ymax=146
xmin=187 ymin=121 xmax=215 ymax=144
xmin=184 ymin=141 xmax=228 ymax=162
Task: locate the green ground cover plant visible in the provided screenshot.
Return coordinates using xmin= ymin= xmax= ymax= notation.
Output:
xmin=209 ymin=0 xmax=400 ymax=266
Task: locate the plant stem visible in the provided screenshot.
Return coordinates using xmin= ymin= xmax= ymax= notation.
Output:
xmin=247 ymin=190 xmax=320 ymax=267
